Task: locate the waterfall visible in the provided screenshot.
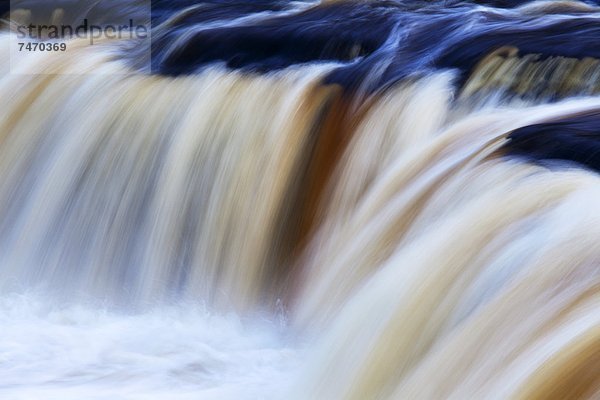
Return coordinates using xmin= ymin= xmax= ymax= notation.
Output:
xmin=1 ymin=1 xmax=599 ymax=399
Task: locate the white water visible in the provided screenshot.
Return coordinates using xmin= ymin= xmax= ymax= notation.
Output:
xmin=0 ymin=294 xmax=303 ymax=400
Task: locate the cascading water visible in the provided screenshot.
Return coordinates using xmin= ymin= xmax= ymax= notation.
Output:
xmin=0 ymin=1 xmax=599 ymax=399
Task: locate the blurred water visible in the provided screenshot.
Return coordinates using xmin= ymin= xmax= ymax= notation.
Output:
xmin=1 ymin=1 xmax=600 ymax=399
xmin=0 ymin=293 xmax=302 ymax=400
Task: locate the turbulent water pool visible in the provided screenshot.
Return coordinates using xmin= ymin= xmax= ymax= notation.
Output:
xmin=0 ymin=294 xmax=303 ymax=400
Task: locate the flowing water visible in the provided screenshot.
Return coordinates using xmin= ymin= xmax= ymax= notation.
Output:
xmin=0 ymin=1 xmax=599 ymax=399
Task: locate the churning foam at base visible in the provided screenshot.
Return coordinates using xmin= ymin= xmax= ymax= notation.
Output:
xmin=0 ymin=293 xmax=303 ymax=400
